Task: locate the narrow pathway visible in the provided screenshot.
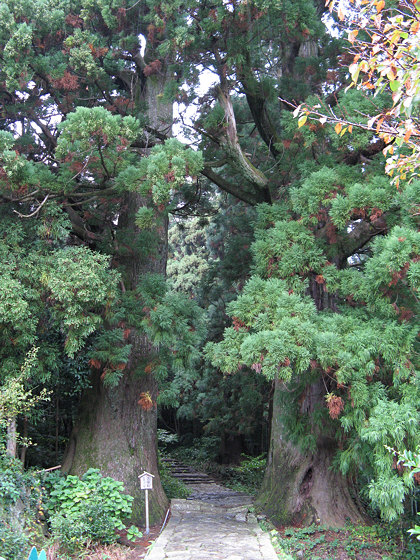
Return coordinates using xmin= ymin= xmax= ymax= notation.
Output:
xmin=146 ymin=461 xmax=277 ymax=560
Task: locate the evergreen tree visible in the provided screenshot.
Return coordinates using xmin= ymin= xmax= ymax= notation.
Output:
xmin=168 ymin=0 xmax=418 ymax=524
xmin=166 ymin=195 xmax=271 ymax=463
xmin=0 ymin=0 xmax=202 ymax=523
xmin=1 ymin=0 xmax=418 ymax=528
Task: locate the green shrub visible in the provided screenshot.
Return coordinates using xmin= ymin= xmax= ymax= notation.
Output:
xmin=0 ymin=456 xmax=39 ymax=509
xmin=0 ymin=520 xmax=30 ymax=560
xmin=47 ymin=469 xmax=133 ymax=552
xmin=0 ymin=457 xmax=43 ymax=560
xmin=157 ymin=428 xmax=179 ymax=454
xmin=172 ymin=436 xmax=220 ymax=465
xmin=225 ymin=454 xmax=266 ymax=494
xmin=47 ymin=468 xmax=132 ymax=528
xmin=49 ymin=500 xmax=117 ymax=553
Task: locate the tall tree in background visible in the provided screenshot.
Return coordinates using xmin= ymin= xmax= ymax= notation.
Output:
xmin=165 ymin=196 xmax=271 ymax=463
xmin=0 ymin=0 xmax=203 ymax=523
xmin=190 ymin=1 xmax=418 ymax=525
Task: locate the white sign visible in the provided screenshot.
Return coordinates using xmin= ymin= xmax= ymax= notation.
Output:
xmin=138 ymin=470 xmax=154 ymax=490
xmin=140 ymin=474 xmax=153 ymax=490
xmin=138 ymin=471 xmax=155 ymax=534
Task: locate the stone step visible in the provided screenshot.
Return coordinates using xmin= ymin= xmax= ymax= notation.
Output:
xmin=162 ymin=457 xmax=220 ymax=485
xmin=172 ymin=472 xmax=210 ymax=478
xmin=170 ymin=498 xmax=253 ymax=520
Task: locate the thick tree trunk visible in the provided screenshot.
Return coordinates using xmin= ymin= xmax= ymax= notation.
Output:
xmin=62 ymin=204 xmax=169 ymax=524
xmin=257 ymin=379 xmax=365 ymax=527
xmin=62 ymin=69 xmax=172 ymax=525
xmin=62 ymin=368 xmax=167 ymax=523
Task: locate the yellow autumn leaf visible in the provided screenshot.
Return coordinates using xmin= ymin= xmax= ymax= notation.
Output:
xmin=376 ymin=0 xmax=385 ymax=13
xmin=348 ymin=125 xmax=353 ymax=133
xmin=338 ymin=5 xmax=345 ymax=20
xmin=348 ymin=29 xmax=358 ymax=44
xmin=387 ymin=68 xmax=397 ymax=81
xmin=298 ymin=115 xmax=308 ymax=128
xmin=411 ymin=21 xmax=420 ymax=34
xmin=335 ymin=122 xmax=343 ymax=134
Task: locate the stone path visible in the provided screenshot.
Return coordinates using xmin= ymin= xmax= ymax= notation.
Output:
xmin=146 ymin=466 xmax=278 ymax=560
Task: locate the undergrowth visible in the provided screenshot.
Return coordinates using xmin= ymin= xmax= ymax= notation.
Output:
xmin=168 ymin=441 xmax=266 ymax=495
xmin=268 ymin=522 xmax=420 ymax=560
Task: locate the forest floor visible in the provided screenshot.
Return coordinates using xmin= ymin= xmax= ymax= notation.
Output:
xmin=269 ymin=522 xmax=417 ymax=560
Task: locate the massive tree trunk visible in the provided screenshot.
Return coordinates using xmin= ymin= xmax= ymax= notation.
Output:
xmin=63 ymin=200 xmax=169 ymax=524
xmin=62 ymin=72 xmax=172 ymax=525
xmin=62 ymin=368 xmax=167 ymax=524
xmin=257 ymin=379 xmax=365 ymax=527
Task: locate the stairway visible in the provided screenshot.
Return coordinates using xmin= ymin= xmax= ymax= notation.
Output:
xmin=161 ymin=457 xmax=253 ymax=506
xmin=161 ymin=457 xmax=216 ymax=485
xmin=148 ymin=460 xmax=275 ymax=560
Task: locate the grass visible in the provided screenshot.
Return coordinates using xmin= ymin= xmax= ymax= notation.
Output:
xmin=267 ymin=522 xmax=420 ymax=560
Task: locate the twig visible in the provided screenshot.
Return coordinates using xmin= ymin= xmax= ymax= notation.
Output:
xmin=13 ymin=194 xmax=49 ymax=218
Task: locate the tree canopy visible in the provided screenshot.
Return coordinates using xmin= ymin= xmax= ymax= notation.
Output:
xmin=0 ymin=0 xmax=418 ymax=531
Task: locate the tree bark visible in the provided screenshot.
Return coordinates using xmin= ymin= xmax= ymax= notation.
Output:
xmin=62 ymin=67 xmax=172 ymax=525
xmin=62 ymin=200 xmax=169 ymax=524
xmin=257 ymin=379 xmax=365 ymax=527
xmin=6 ymin=417 xmax=17 ymax=458
xmin=62 ymin=368 xmax=168 ymax=524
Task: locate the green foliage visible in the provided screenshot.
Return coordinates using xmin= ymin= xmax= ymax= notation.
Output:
xmin=50 ymin=501 xmax=117 ymax=553
xmin=252 ymin=220 xmax=325 ymax=288
xmin=136 ymin=139 xmax=203 ymax=204
xmin=130 ymin=273 xmax=207 ymax=402
xmin=168 ymin=217 xmax=214 ymax=297
xmin=126 ymin=525 xmax=143 ymax=542
xmin=0 ymin=0 xmax=418 ymax=533
xmin=171 ymin=437 xmax=221 ymax=466
xmin=208 ymin=173 xmax=419 ymax=521
xmin=0 ymin=457 xmax=36 ymax=508
xmin=158 ymin=462 xmax=190 ymax=500
xmin=47 ymin=469 xmax=133 ymax=535
xmin=165 ymin=198 xmax=270 ymax=463
xmin=157 ymin=428 xmax=179 ymax=451
xmin=397 ymin=447 xmax=420 ymax=541
xmin=0 ymin=521 xmax=30 ymax=560
xmin=0 ymin=456 xmax=45 ymax=560
xmin=0 ymin=348 xmax=49 ymax=448
xmin=135 ymin=207 xmax=157 ymax=230
xmin=56 ymin=106 xmax=140 ymax=179
xmin=225 ymin=454 xmax=266 ymax=494
xmin=270 ymin=522 xmax=414 ymax=560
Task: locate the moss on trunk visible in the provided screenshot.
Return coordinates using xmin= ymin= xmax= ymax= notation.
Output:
xmin=63 ymin=369 xmax=168 ymax=525
xmin=257 ymin=380 xmax=365 ymax=527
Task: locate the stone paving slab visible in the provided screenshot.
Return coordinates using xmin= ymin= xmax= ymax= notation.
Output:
xmin=146 ymin=496 xmax=277 ymax=560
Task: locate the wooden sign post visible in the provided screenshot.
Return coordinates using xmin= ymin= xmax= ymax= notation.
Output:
xmin=138 ymin=471 xmax=154 ymax=535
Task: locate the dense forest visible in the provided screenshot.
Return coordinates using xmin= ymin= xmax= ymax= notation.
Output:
xmin=0 ymin=0 xmax=418 ymax=558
